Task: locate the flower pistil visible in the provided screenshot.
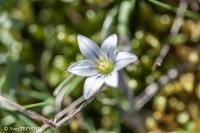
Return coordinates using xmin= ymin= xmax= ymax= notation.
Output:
xmin=96 ymin=58 xmax=114 ymax=75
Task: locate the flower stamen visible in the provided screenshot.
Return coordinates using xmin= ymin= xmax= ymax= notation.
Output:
xmin=97 ymin=59 xmax=114 ymax=75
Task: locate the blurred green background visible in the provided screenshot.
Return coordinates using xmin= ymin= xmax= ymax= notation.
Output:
xmin=0 ymin=0 xmax=200 ymax=133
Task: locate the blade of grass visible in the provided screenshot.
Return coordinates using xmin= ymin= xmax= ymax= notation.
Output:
xmin=16 ymin=90 xmax=51 ymax=100
xmin=53 ymin=74 xmax=75 ymax=96
xmin=17 ymin=114 xmax=38 ymax=127
xmin=101 ymin=6 xmax=118 ymax=40
xmin=23 ymin=101 xmax=49 ymax=109
xmin=55 ymin=76 xmax=84 ymax=112
xmin=148 ymin=0 xmax=200 ymax=20
xmin=64 ymin=76 xmax=83 ymax=96
xmin=1 ymin=115 xmax=16 ymax=126
xmin=0 ymin=95 xmax=55 ymax=127
xmin=118 ymin=0 xmax=136 ymax=35
xmin=30 ymin=76 xmax=48 ymax=92
xmin=0 ymin=76 xmax=6 ymax=93
xmin=84 ymin=118 xmax=97 ymax=133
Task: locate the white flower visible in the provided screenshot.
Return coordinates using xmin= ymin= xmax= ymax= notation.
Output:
xmin=68 ymin=34 xmax=137 ymax=99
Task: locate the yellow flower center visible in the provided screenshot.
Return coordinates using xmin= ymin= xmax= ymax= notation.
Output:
xmin=97 ymin=59 xmax=114 ymax=75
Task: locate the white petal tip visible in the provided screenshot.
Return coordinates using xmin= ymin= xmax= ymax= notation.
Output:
xmin=83 ymin=87 xmax=98 ymax=100
xmin=77 ymin=34 xmax=87 ymax=42
xmin=104 ymin=72 xmax=118 ymax=88
xmin=106 ymin=82 xmax=118 ymax=88
xmin=109 ymin=34 xmax=117 ymax=41
xmin=83 ymin=89 xmax=95 ymax=100
xmin=115 ymin=52 xmax=138 ymax=70
xmin=132 ymin=56 xmax=138 ymax=62
xmin=67 ymin=64 xmax=73 ymax=72
xmin=83 ymin=76 xmax=104 ymax=100
xmin=77 ymin=34 xmax=82 ymax=37
xmin=66 ymin=60 xmax=98 ymax=77
xmin=113 ymin=83 xmax=118 ymax=88
xmin=112 ymin=34 xmax=117 ymax=38
xmin=67 ymin=68 xmax=72 ymax=73
xmin=83 ymin=94 xmax=90 ymax=100
xmin=77 ymin=34 xmax=100 ymax=60
xmin=108 ymin=83 xmax=118 ymax=88
xmin=77 ymin=34 xmax=83 ymax=40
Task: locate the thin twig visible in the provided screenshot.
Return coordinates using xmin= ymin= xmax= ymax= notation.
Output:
xmin=53 ymin=74 xmax=74 ymax=96
xmin=55 ymin=77 xmax=83 ymax=112
xmin=54 ymin=96 xmax=84 ymax=122
xmin=134 ymin=63 xmax=188 ymax=110
xmin=152 ymin=0 xmax=188 ymax=70
xmin=55 ymin=96 xmax=94 ymax=127
xmin=36 ymin=97 xmax=84 ymax=133
xmin=118 ymin=71 xmax=134 ymax=110
xmin=37 ymin=87 xmax=104 ymax=133
xmin=0 ymin=95 xmax=55 ymax=127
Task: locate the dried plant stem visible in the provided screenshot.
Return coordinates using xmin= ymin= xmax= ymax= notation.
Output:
xmin=37 ymin=99 xmax=94 ymax=133
xmin=55 ymin=96 xmax=94 ymax=126
xmin=37 ymin=124 xmax=49 ymax=133
xmin=37 ymin=88 xmax=103 ymax=133
xmin=55 ymin=77 xmax=83 ymax=112
xmin=54 ymin=96 xmax=84 ymax=122
xmin=152 ymin=0 xmax=188 ymax=70
xmin=36 ymin=97 xmax=85 ymax=133
xmin=134 ymin=63 xmax=188 ymax=110
xmin=0 ymin=95 xmax=55 ymax=127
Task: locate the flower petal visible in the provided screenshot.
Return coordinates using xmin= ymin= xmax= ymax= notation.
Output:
xmin=115 ymin=52 xmax=137 ymax=70
xmin=68 ymin=59 xmax=98 ymax=77
xmin=105 ymin=71 xmax=118 ymax=88
xmin=101 ymin=34 xmax=117 ymax=60
xmin=77 ymin=35 xmax=100 ymax=60
xmin=83 ymin=75 xmax=104 ymax=99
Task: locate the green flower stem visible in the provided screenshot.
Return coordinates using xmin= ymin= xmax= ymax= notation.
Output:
xmin=54 ymin=74 xmax=75 ymax=96
xmin=63 ymin=76 xmax=84 ymax=96
xmin=24 ymin=101 xmax=48 ymax=109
